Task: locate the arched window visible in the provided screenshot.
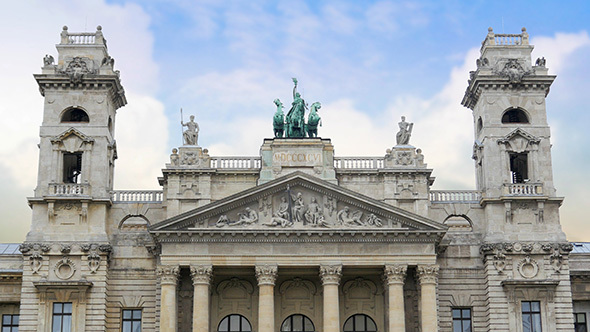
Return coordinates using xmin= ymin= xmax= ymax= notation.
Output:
xmin=218 ymin=314 xmax=252 ymax=332
xmin=343 ymin=314 xmax=377 ymax=332
xmin=501 ymin=108 xmax=529 ymax=124
xmin=280 ymin=314 xmax=315 ymax=332
xmin=61 ymin=107 xmax=89 ymax=122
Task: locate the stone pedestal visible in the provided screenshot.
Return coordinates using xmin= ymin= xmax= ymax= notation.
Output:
xmin=418 ymin=265 xmax=439 ymax=332
xmin=157 ymin=266 xmax=179 ymax=332
xmin=385 ymin=265 xmax=407 ymax=332
xmin=256 ymin=265 xmax=278 ymax=332
xmin=320 ymin=264 xmax=342 ymax=332
xmin=259 ymin=138 xmax=336 ymax=184
xmin=191 ymin=265 xmax=212 ymax=332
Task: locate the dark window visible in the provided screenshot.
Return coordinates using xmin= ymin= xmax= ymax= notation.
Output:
xmin=510 ymin=153 xmax=528 ymax=183
xmin=343 ymin=314 xmax=377 ymax=332
xmin=502 ymin=108 xmax=529 ymax=124
xmin=522 ymin=301 xmax=542 ymax=332
xmin=281 ymin=314 xmax=315 ymax=332
xmin=63 ymin=152 xmax=82 ymax=183
xmin=122 ymin=309 xmax=142 ymax=332
xmin=61 ymin=108 xmax=89 ymax=122
xmin=52 ymin=302 xmax=72 ymax=332
xmin=575 ymin=313 xmax=587 ymax=332
xmin=217 ymin=314 xmax=252 ymax=332
xmin=2 ymin=314 xmax=19 ymax=332
xmin=477 ymin=117 xmax=483 ymax=133
xmin=452 ymin=308 xmax=472 ymax=332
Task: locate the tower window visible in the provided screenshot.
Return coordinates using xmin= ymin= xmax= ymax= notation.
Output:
xmin=510 ymin=153 xmax=528 ymax=183
xmin=502 ymin=108 xmax=529 ymax=124
xmin=63 ymin=152 xmax=82 ymax=183
xmin=61 ymin=108 xmax=89 ymax=123
xmin=477 ymin=117 xmax=483 ymax=133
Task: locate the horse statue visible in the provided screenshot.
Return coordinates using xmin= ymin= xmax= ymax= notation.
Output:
xmin=306 ymin=102 xmax=322 ymax=137
xmin=273 ymin=99 xmax=285 ymax=138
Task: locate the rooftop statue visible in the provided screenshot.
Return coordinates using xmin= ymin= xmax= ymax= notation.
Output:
xmin=273 ymin=99 xmax=285 ymax=138
xmin=396 ymin=116 xmax=413 ymax=145
xmin=181 ymin=111 xmax=199 ymax=146
xmin=286 ymin=78 xmax=307 ymax=138
xmin=307 ymin=102 xmax=322 ymax=138
xmin=276 ymin=78 xmax=322 ymax=138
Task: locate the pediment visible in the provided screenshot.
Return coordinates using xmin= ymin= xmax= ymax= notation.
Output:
xmin=51 ymin=128 xmax=94 ymax=152
xmin=497 ymin=128 xmax=540 ymax=153
xmin=151 ymin=172 xmax=446 ymax=236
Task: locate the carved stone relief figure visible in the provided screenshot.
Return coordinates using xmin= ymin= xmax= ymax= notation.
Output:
xmin=170 ymin=148 xmax=179 ymax=166
xmin=216 ymin=208 xmax=258 ymax=227
xmin=304 ymin=197 xmax=326 ymax=226
xmin=337 ymin=206 xmax=363 ymax=226
xmin=291 ymin=192 xmax=305 ymax=224
xmin=265 ymin=197 xmax=292 ymax=227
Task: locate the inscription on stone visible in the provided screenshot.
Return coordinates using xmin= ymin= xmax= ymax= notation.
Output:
xmin=273 ymin=152 xmax=322 ymax=166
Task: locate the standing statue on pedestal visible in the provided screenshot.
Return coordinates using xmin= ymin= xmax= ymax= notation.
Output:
xmin=273 ymin=99 xmax=285 ymax=138
xmin=181 ymin=113 xmax=199 ymax=146
xmin=396 ymin=116 xmax=413 ymax=145
xmin=286 ymin=78 xmax=307 ymax=138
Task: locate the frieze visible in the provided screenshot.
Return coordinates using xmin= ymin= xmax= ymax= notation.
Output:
xmin=480 ymin=242 xmax=573 ymax=256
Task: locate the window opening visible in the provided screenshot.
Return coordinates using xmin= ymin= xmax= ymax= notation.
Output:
xmin=452 ymin=308 xmax=472 ymax=332
xmin=63 ymin=152 xmax=82 ymax=183
xmin=61 ymin=108 xmax=89 ymax=123
xmin=502 ymin=108 xmax=529 ymax=124
xmin=52 ymin=302 xmax=73 ymax=332
xmin=217 ymin=314 xmax=252 ymax=332
xmin=575 ymin=313 xmax=587 ymax=332
xmin=343 ymin=314 xmax=377 ymax=332
xmin=510 ymin=153 xmax=528 ymax=183
xmin=2 ymin=314 xmax=19 ymax=332
xmin=122 ymin=309 xmax=142 ymax=332
xmin=522 ymin=301 xmax=542 ymax=332
xmin=281 ymin=314 xmax=315 ymax=332
xmin=477 ymin=117 xmax=483 ymax=133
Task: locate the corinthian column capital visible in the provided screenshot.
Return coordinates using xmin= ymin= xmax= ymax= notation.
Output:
xmin=319 ymin=264 xmax=342 ymax=285
xmin=157 ymin=265 xmax=180 ymax=285
xmin=384 ymin=264 xmax=407 ymax=285
xmin=255 ymin=265 xmax=278 ymax=286
xmin=417 ymin=265 xmax=439 ymax=285
xmin=190 ymin=265 xmax=213 ymax=285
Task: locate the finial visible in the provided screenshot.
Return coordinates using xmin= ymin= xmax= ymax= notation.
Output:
xmin=96 ymin=25 xmax=102 ymax=31
xmin=488 ymin=27 xmax=493 ymax=33
xmin=62 ymin=26 xmax=68 ymax=31
xmin=521 ymin=27 xmax=527 ymax=32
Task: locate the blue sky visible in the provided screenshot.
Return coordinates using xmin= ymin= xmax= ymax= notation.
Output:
xmin=0 ymin=0 xmax=589 ymax=241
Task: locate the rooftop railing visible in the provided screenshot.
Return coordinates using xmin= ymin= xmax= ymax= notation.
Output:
xmin=50 ymin=183 xmax=90 ymax=196
xmin=334 ymin=157 xmax=384 ymax=169
xmin=482 ymin=27 xmax=529 ymax=50
xmin=60 ymin=25 xmax=106 ymax=45
xmin=430 ymin=190 xmax=481 ymax=203
xmin=211 ymin=157 xmax=261 ymax=169
xmin=111 ymin=190 xmax=163 ymax=203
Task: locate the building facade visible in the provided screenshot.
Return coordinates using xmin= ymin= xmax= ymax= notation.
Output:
xmin=1 ymin=26 xmax=589 ymax=332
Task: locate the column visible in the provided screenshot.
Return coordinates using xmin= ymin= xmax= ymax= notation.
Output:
xmin=191 ymin=265 xmax=213 ymax=332
xmin=255 ymin=265 xmax=278 ymax=332
xmin=384 ymin=264 xmax=407 ymax=332
xmin=320 ymin=264 xmax=342 ymax=332
xmin=157 ymin=266 xmax=180 ymax=332
xmin=417 ymin=265 xmax=439 ymax=332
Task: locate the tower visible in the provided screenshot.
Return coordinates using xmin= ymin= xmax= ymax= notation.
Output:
xmin=27 ymin=25 xmax=126 ymax=242
xmin=462 ymin=27 xmax=565 ymax=242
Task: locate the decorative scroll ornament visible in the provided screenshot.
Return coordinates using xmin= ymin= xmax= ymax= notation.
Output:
xmin=88 ymin=252 xmax=101 ymax=274
xmin=517 ymin=256 xmax=539 ymax=279
xmin=190 ymin=265 xmax=213 ymax=285
xmin=157 ymin=266 xmax=180 ymax=284
xmin=54 ymin=257 xmax=76 ymax=280
xmin=550 ymin=250 xmax=563 ymax=273
xmin=20 ymin=243 xmax=51 ymax=274
xmin=417 ymin=265 xmax=439 ymax=284
xmin=30 ymin=252 xmax=43 ymax=274
xmin=319 ymin=264 xmax=342 ymax=285
xmin=62 ymin=57 xmax=96 ymax=84
xmin=255 ymin=265 xmax=278 ymax=286
xmin=495 ymin=58 xmax=532 ymax=83
xmin=384 ymin=264 xmax=407 ymax=284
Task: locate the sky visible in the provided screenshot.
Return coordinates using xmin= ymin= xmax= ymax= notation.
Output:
xmin=0 ymin=0 xmax=589 ymax=242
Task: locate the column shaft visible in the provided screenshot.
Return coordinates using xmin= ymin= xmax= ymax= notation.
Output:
xmin=256 ymin=265 xmax=278 ymax=332
xmin=385 ymin=265 xmax=407 ymax=332
xmin=157 ymin=266 xmax=179 ymax=332
xmin=320 ymin=264 xmax=342 ymax=332
xmin=191 ymin=265 xmax=213 ymax=332
xmin=418 ymin=265 xmax=439 ymax=332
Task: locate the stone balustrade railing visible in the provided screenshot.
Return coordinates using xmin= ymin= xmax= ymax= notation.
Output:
xmin=503 ymin=183 xmax=543 ymax=196
xmin=111 ymin=190 xmax=163 ymax=203
xmin=210 ymin=157 xmax=261 ymax=169
xmin=482 ymin=27 xmax=529 ymax=49
xmin=60 ymin=26 xmax=105 ymax=45
xmin=334 ymin=157 xmax=384 ymax=169
xmin=50 ymin=183 xmax=90 ymax=196
xmin=429 ymin=190 xmax=481 ymax=203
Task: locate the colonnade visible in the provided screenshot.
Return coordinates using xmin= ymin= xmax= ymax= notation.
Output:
xmin=156 ymin=264 xmax=439 ymax=332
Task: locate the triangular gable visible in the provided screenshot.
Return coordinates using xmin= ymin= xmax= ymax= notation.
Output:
xmin=498 ymin=128 xmax=540 ymax=144
xmin=150 ymin=171 xmax=447 ymax=234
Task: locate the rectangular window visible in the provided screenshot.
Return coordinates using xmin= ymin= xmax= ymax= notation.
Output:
xmin=52 ymin=302 xmax=72 ymax=332
xmin=122 ymin=309 xmax=142 ymax=332
xmin=2 ymin=314 xmax=19 ymax=332
xmin=510 ymin=152 xmax=528 ymax=183
xmin=575 ymin=313 xmax=588 ymax=332
xmin=452 ymin=308 xmax=472 ymax=332
xmin=522 ymin=301 xmax=542 ymax=332
xmin=63 ymin=152 xmax=82 ymax=184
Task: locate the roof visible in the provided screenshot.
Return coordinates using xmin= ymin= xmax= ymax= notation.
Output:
xmin=0 ymin=243 xmax=21 ymax=255
xmin=572 ymin=242 xmax=590 ymax=254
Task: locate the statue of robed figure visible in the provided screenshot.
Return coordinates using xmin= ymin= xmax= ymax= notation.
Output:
xmin=286 ymin=78 xmax=307 ymax=138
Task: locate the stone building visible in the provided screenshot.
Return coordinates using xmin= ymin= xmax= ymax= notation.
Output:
xmin=0 ymin=26 xmax=589 ymax=332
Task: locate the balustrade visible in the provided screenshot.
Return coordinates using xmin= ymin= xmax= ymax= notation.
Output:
xmin=50 ymin=183 xmax=90 ymax=196
xmin=334 ymin=157 xmax=384 ymax=169
xmin=504 ymin=183 xmax=543 ymax=196
xmin=210 ymin=157 xmax=261 ymax=169
xmin=111 ymin=190 xmax=163 ymax=203
xmin=429 ymin=190 xmax=481 ymax=203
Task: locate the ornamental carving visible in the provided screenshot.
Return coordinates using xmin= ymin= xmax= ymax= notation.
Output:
xmin=494 ymin=58 xmax=533 ymax=83
xmin=61 ymin=57 xmax=97 ymax=84
xmin=54 ymin=257 xmax=76 ymax=280
xmin=190 ymin=265 xmax=213 ymax=285
xmin=157 ymin=266 xmax=180 ymax=284
xmin=384 ymin=264 xmax=407 ymax=284
xmin=20 ymin=243 xmax=51 ymax=274
xmin=255 ymin=265 xmax=278 ymax=286
xmin=417 ymin=265 xmax=439 ymax=284
xmin=319 ymin=264 xmax=342 ymax=285
xmin=517 ymin=256 xmax=539 ymax=279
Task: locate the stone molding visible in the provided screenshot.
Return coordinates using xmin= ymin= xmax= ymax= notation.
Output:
xmin=190 ymin=265 xmax=213 ymax=285
xmin=255 ymin=265 xmax=278 ymax=286
xmin=384 ymin=264 xmax=407 ymax=285
xmin=417 ymin=265 xmax=439 ymax=285
xmin=480 ymin=242 xmax=573 ymax=256
xmin=319 ymin=264 xmax=342 ymax=285
xmin=157 ymin=266 xmax=180 ymax=285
